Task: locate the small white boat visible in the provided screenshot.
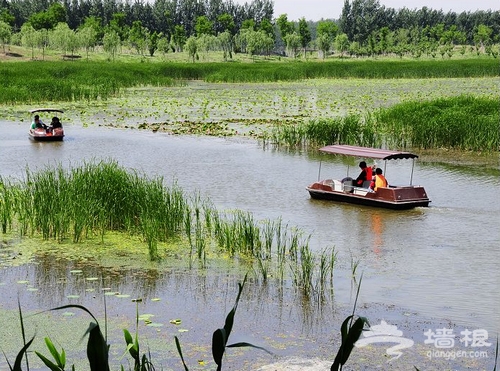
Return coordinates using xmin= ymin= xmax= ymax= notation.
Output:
xmin=28 ymin=108 xmax=65 ymax=141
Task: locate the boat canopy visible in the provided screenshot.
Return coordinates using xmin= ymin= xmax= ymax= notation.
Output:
xmin=29 ymin=108 xmax=64 ymax=114
xmin=319 ymin=145 xmax=418 ymax=160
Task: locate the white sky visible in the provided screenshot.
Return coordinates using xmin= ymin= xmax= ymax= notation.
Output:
xmin=235 ymin=0 xmax=499 ymax=21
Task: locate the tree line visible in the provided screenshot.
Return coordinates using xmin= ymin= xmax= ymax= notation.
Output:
xmin=0 ymin=0 xmax=498 ymax=60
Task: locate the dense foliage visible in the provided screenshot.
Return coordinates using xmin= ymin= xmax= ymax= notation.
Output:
xmin=270 ymin=96 xmax=500 ymax=152
xmin=0 ymin=0 xmax=499 ymax=59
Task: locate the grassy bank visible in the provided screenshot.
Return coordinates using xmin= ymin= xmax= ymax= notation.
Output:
xmin=268 ymin=95 xmax=499 ymax=152
xmin=0 ymin=58 xmax=498 ymax=103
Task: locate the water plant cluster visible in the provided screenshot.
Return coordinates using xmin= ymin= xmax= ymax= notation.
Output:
xmin=5 ymin=274 xmax=374 ymax=371
xmin=1 ymin=59 xmax=498 ymax=104
xmin=0 ymin=161 xmax=336 ymax=297
xmin=268 ymin=95 xmax=499 ymax=152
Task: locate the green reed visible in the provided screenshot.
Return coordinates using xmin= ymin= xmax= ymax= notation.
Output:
xmin=2 ymin=161 xmax=188 ymax=260
xmin=0 ymin=178 xmax=17 ymax=233
xmin=1 ymin=59 xmax=498 ymax=103
xmin=317 ymin=247 xmax=337 ymax=297
xmin=2 ymin=161 xmax=339 ymax=297
xmin=376 ymin=95 xmax=499 ymax=151
xmin=270 ymin=95 xmax=498 ymax=152
xmin=270 ymin=115 xmax=381 ymax=149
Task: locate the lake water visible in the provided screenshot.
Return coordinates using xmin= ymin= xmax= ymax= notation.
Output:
xmin=1 ymin=102 xmax=499 ymax=369
xmin=1 ymin=122 xmax=498 ymax=370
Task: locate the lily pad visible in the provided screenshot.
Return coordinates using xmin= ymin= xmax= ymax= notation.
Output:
xmin=169 ymin=319 xmax=182 ymax=325
xmin=146 ymin=322 xmax=164 ymax=327
xmin=116 ymin=294 xmax=131 ymax=298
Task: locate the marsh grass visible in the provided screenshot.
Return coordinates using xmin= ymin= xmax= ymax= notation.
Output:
xmin=1 ymin=161 xmax=337 ymax=297
xmin=1 ymin=59 xmax=498 ymax=104
xmin=3 ymin=161 xmax=187 ymax=260
xmin=376 ymin=95 xmax=500 ymax=151
xmin=269 ymin=95 xmax=498 ymax=152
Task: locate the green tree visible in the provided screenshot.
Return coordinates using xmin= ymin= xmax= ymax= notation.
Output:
xmin=156 ymin=33 xmax=170 ymax=57
xmin=128 ymin=20 xmax=147 ymax=55
xmin=316 ymin=20 xmax=338 ymax=59
xmin=335 ymin=33 xmax=350 ymax=57
xmin=276 ymin=14 xmax=294 ymax=39
xmin=185 ymin=35 xmax=198 ymax=62
xmin=81 ymin=16 xmax=104 ymax=44
xmin=78 ymin=24 xmax=98 ymax=60
xmin=316 ymin=33 xmax=331 ymax=59
xmin=377 ymin=26 xmax=390 ymax=55
xmin=298 ymin=17 xmax=311 ymax=57
xmin=51 ymin=22 xmax=80 ymax=57
xmin=474 ymin=24 xmax=493 ymax=53
xmin=283 ymin=31 xmax=300 ymax=58
xmin=172 ymin=25 xmax=186 ymax=52
xmin=217 ymin=30 xmax=233 ymax=60
xmin=20 ymin=23 xmax=37 ymax=58
xmin=259 ymin=18 xmax=275 ymax=39
xmin=0 ymin=20 xmax=11 ymax=53
xmin=348 ymin=40 xmax=361 ymax=57
xmin=108 ymin=13 xmax=127 ymax=41
xmin=0 ymin=9 xmax=15 ymax=26
xmin=29 ymin=3 xmax=66 ymax=30
xmin=147 ymin=31 xmax=159 ymax=56
xmin=241 ymin=19 xmax=256 ymax=31
xmin=195 ymin=15 xmax=213 ymax=36
xmin=217 ymin=13 xmax=235 ymax=34
xmin=103 ymin=29 xmax=121 ymax=61
xmin=37 ymin=28 xmax=50 ymax=60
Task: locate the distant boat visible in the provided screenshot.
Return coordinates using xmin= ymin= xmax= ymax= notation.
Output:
xmin=28 ymin=108 xmax=65 ymax=142
xmin=306 ymin=145 xmax=430 ymax=210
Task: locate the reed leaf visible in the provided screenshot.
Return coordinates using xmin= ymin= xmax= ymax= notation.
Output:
xmin=5 ymin=335 xmax=35 ymax=371
xmin=174 ymin=336 xmax=190 ymax=371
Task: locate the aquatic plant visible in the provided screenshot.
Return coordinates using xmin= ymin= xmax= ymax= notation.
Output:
xmin=123 ymin=301 xmax=156 ymax=371
xmin=268 ymin=95 xmax=498 ymax=152
xmin=331 ymin=275 xmax=369 ymax=371
xmin=375 ymin=95 xmax=499 ymax=151
xmin=1 ymin=59 xmax=498 ymax=104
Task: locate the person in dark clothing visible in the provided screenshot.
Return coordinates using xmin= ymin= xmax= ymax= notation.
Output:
xmin=354 ymin=161 xmax=372 ymax=187
xmin=51 ymin=117 xmax=62 ymax=129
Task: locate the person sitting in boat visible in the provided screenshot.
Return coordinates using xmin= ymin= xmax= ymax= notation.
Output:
xmin=51 ymin=116 xmax=62 ymax=129
xmin=30 ymin=115 xmax=46 ymax=129
xmin=371 ymin=168 xmax=388 ymax=192
xmin=353 ymin=161 xmax=372 ymax=187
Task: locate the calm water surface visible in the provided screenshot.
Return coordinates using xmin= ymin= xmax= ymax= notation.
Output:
xmin=1 ymin=121 xmax=498 ymax=369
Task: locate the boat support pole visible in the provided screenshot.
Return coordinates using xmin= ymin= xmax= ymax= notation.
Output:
xmin=317 ymin=160 xmax=322 ymax=182
xmin=410 ymin=158 xmax=415 ymax=185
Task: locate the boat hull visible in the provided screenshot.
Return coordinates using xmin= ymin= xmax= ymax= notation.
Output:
xmin=29 ymin=128 xmax=64 ymax=141
xmin=307 ymin=182 xmax=430 ymax=210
